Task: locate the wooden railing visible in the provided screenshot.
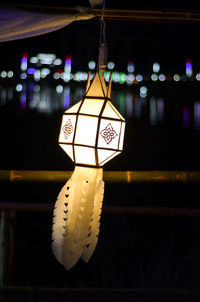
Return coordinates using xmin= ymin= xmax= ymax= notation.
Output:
xmin=1 ymin=170 xmax=200 ymax=183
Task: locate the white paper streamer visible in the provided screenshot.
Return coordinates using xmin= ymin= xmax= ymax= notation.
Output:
xmin=52 ymin=166 xmax=104 ymax=270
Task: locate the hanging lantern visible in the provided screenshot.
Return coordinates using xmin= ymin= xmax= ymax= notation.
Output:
xmin=52 ymin=71 xmax=126 ymax=270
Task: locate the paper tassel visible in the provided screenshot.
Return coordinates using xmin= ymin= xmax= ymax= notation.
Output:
xmin=52 ymin=166 xmax=104 ymax=270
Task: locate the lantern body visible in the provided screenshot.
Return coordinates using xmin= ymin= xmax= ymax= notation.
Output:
xmin=53 ymin=72 xmax=126 ymax=270
xmin=58 ymin=72 xmax=125 ymax=166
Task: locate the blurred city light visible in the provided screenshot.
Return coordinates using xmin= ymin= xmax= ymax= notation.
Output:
xmin=21 ymin=53 xmax=28 ymax=71
xmin=88 ymin=60 xmax=96 ymax=70
xmin=104 ymin=71 xmax=111 ymax=82
xmin=173 ymin=74 xmax=181 ymax=81
xmin=16 ymin=84 xmax=23 ymax=92
xmin=126 ymin=73 xmax=135 ymax=85
xmin=119 ymin=72 xmax=127 ymax=84
xmin=159 ymin=74 xmax=166 ymax=81
xmin=53 ymin=72 xmax=60 ymax=80
xmin=54 ymin=58 xmax=62 ymax=65
xmin=112 ymin=71 xmax=119 ymax=83
xmin=37 ymin=53 xmax=56 ymax=65
xmin=1 ymin=71 xmax=7 ymax=78
xmin=186 ymin=58 xmax=193 ymax=77
xmin=27 ymin=68 xmax=36 ymax=75
xmin=151 ymin=73 xmax=158 ymax=81
xmin=127 ymin=60 xmax=134 ymax=73
xmin=196 ymin=74 xmax=200 ymax=81
xmin=107 ymin=61 xmax=115 ymax=70
xmin=20 ymin=73 xmax=27 ymax=80
xmin=136 ymin=74 xmax=143 ymax=82
xmin=56 ymin=85 xmax=63 ymax=94
xmin=34 ymin=70 xmax=40 ymax=81
xmin=7 ymin=71 xmax=14 ymax=78
xmin=30 ymin=57 xmax=38 ymax=64
xmin=153 ymin=62 xmax=160 ymax=73
xmin=140 ymin=86 xmax=147 ymax=98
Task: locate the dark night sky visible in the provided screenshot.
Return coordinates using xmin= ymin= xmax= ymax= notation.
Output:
xmin=0 ymin=1 xmax=200 ymax=73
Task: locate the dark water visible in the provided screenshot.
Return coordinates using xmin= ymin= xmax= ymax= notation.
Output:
xmin=1 ymin=81 xmax=200 ymax=301
xmin=1 ymin=81 xmax=200 ymax=171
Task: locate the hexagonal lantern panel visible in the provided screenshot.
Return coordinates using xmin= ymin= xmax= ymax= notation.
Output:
xmin=59 ymin=72 xmax=126 ymax=167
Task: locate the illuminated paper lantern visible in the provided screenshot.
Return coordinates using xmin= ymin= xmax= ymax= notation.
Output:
xmin=52 ymin=71 xmax=126 ymax=270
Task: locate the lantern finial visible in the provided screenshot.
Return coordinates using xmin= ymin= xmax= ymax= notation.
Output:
xmin=85 ymin=71 xmax=108 ymax=98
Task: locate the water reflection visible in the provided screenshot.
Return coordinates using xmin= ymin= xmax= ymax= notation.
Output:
xmin=125 ymin=93 xmax=133 ymax=118
xmin=194 ymin=102 xmax=200 ymax=130
xmin=157 ymin=98 xmax=164 ymax=123
xmin=149 ymin=97 xmax=164 ymax=126
xmin=63 ymin=86 xmax=70 ymax=110
xmin=135 ymin=97 xmax=143 ymax=119
xmin=183 ymin=107 xmax=190 ymax=128
xmin=0 ymin=86 xmax=13 ymax=105
xmin=150 ymin=97 xmax=157 ymax=126
xmin=1 ymin=82 xmax=200 ymax=130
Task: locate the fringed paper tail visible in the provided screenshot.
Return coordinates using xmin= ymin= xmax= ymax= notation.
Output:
xmin=52 ymin=166 xmax=104 ymax=270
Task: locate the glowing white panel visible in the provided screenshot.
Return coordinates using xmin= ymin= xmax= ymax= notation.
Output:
xmin=98 ymin=119 xmax=121 ymax=149
xmin=59 ymin=144 xmax=74 ymax=161
xmin=98 ymin=150 xmax=121 ymax=166
xmin=75 ymin=146 xmax=95 ymax=165
xmin=59 ymin=115 xmax=76 ymax=144
xmin=98 ymin=149 xmax=115 ymax=165
xmin=65 ymin=101 xmax=81 ymax=113
xmin=119 ymin=122 xmax=125 ymax=150
xmin=102 ymin=101 xmax=125 ymax=121
xmin=75 ymin=115 xmax=98 ymax=147
xmin=80 ymin=99 xmax=104 ymax=115
xmin=102 ymin=102 xmax=119 ymax=119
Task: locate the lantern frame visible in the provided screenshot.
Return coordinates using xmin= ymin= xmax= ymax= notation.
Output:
xmin=59 ymin=72 xmax=125 ymax=167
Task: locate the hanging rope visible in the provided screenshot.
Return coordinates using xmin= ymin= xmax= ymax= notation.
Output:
xmin=98 ymin=0 xmax=107 ymax=71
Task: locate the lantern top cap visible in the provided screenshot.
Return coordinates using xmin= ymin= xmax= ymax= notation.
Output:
xmin=85 ymin=71 xmax=111 ymax=99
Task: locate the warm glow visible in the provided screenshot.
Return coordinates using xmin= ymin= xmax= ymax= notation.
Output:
xmin=53 ymin=71 xmax=126 ymax=271
xmin=75 ymin=115 xmax=98 ymax=146
xmin=65 ymin=101 xmax=81 ymax=113
xmin=80 ymin=98 xmax=104 ymax=115
xmin=60 ymin=144 xmax=74 ymax=161
xmin=75 ymin=146 xmax=96 ymax=165
xmin=119 ymin=122 xmax=126 ymax=150
xmin=98 ymin=149 xmax=121 ymax=166
xmin=58 ymin=71 xmax=125 ymax=166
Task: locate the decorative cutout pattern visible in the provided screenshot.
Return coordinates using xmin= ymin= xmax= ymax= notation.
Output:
xmin=63 ymin=119 xmax=73 ymax=139
xmin=100 ymin=123 xmax=118 ymax=144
